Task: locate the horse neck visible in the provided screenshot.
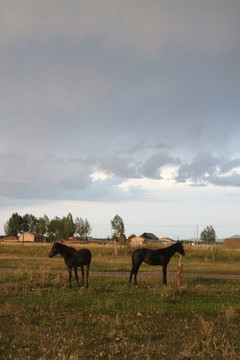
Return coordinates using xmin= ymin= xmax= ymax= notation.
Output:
xmin=58 ymin=244 xmax=73 ymax=260
xmin=166 ymin=243 xmax=179 ymax=258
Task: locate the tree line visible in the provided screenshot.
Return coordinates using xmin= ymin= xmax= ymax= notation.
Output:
xmin=4 ymin=212 xmax=216 ymax=244
xmin=4 ymin=213 xmax=126 ymax=242
xmin=4 ymin=213 xmax=92 ymax=242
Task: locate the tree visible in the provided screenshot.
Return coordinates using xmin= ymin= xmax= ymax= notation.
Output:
xmin=45 ymin=214 xmax=76 ymax=241
xmin=200 ymin=225 xmax=216 ymax=244
xmin=63 ymin=213 xmax=75 ymax=239
xmin=75 ymin=217 xmax=92 ymax=240
xmin=22 ymin=214 xmax=39 ymax=233
xmin=4 ymin=213 xmax=41 ymax=237
xmin=4 ymin=213 xmax=23 ymax=236
xmin=111 ymin=214 xmax=125 ymax=241
xmin=75 ymin=217 xmax=85 ymax=239
xmin=39 ymin=215 xmax=50 ymax=236
xmin=48 ymin=217 xmax=62 ymax=241
xmin=83 ymin=219 xmax=92 ymax=239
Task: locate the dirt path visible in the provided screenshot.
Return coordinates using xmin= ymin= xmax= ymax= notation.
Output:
xmin=1 ymin=268 xmax=240 ymax=279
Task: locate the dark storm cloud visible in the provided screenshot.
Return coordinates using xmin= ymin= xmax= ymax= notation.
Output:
xmin=0 ymin=154 xmax=93 ymax=200
xmin=142 ymin=152 xmax=180 ymax=179
xmin=208 ymin=173 xmax=240 ymax=187
xmin=175 ymin=153 xmax=240 ymax=187
xmin=176 ymin=153 xmax=219 ymax=183
xmin=98 ymin=152 xmax=141 ymax=179
xmin=128 ymin=141 xmax=169 ymax=156
xmin=0 ymin=0 xmax=240 ymax=210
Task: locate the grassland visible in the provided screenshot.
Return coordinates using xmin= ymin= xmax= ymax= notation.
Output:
xmin=0 ymin=243 xmax=240 ymax=359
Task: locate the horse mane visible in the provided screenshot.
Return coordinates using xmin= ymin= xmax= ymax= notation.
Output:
xmin=159 ymin=241 xmax=178 ymax=251
xmin=167 ymin=241 xmax=182 ymax=248
xmin=56 ymin=242 xmax=76 ymax=253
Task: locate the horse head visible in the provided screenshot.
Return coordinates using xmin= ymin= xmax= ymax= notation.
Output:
xmin=48 ymin=241 xmax=60 ymax=258
xmin=176 ymin=241 xmax=185 ymax=256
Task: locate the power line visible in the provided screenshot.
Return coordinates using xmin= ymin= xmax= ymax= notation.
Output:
xmin=125 ymin=223 xmax=239 ymax=227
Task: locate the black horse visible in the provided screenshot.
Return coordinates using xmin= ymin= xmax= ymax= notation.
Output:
xmin=49 ymin=242 xmax=91 ymax=288
xmin=129 ymin=241 xmax=185 ymax=287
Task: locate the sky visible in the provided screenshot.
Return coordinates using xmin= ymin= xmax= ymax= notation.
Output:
xmin=0 ymin=0 xmax=240 ymax=240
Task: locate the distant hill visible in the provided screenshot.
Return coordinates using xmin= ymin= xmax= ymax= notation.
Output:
xmin=181 ymin=236 xmax=240 ymax=243
xmin=217 ymin=236 xmax=240 ymax=243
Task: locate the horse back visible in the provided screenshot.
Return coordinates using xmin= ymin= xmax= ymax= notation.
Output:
xmin=133 ymin=248 xmax=164 ymax=266
xmin=75 ymin=248 xmax=91 ymax=266
xmin=132 ymin=248 xmax=154 ymax=263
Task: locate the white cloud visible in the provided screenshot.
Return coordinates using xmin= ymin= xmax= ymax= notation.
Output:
xmin=91 ymin=171 xmax=111 ymax=181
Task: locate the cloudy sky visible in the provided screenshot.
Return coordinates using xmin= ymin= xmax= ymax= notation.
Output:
xmin=1 ymin=0 xmax=240 ymax=239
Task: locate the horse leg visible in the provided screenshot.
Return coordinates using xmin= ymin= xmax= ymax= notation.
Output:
xmin=162 ymin=265 xmax=167 ymax=286
xmin=129 ymin=269 xmax=134 ymax=288
xmin=74 ymin=267 xmax=80 ymax=288
xmin=80 ymin=265 xmax=84 ymax=287
xmin=86 ymin=265 xmax=90 ymax=289
xmin=129 ymin=263 xmax=141 ymax=288
xmin=68 ymin=267 xmax=72 ymax=288
xmin=133 ymin=266 xmax=140 ymax=286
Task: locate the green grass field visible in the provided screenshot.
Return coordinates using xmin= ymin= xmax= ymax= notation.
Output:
xmin=0 ymin=243 xmax=240 ymax=359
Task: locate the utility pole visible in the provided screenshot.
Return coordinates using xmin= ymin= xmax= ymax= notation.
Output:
xmin=197 ymin=225 xmax=198 ymax=245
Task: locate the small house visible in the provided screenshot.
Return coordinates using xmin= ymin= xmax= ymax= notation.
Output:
xmin=19 ymin=232 xmax=48 ymax=243
xmin=130 ymin=232 xmax=159 ymax=245
xmin=1 ymin=236 xmax=19 ymax=242
xmin=159 ymin=237 xmax=175 ymax=246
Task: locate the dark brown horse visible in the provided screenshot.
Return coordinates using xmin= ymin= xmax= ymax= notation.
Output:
xmin=49 ymin=242 xmax=91 ymax=288
xmin=129 ymin=241 xmax=185 ymax=287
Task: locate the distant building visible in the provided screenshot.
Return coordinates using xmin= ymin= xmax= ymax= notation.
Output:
xmin=119 ymin=234 xmax=127 ymax=244
xmin=129 ymin=233 xmax=175 ymax=246
xmin=140 ymin=233 xmax=159 ymax=241
xmin=68 ymin=237 xmax=79 ymax=242
xmin=1 ymin=236 xmax=18 ymax=242
xmin=159 ymin=237 xmax=175 ymax=246
xmin=19 ymin=232 xmax=49 ymax=243
xmin=129 ymin=232 xmax=157 ymax=245
xmin=127 ymin=234 xmax=136 ymax=242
